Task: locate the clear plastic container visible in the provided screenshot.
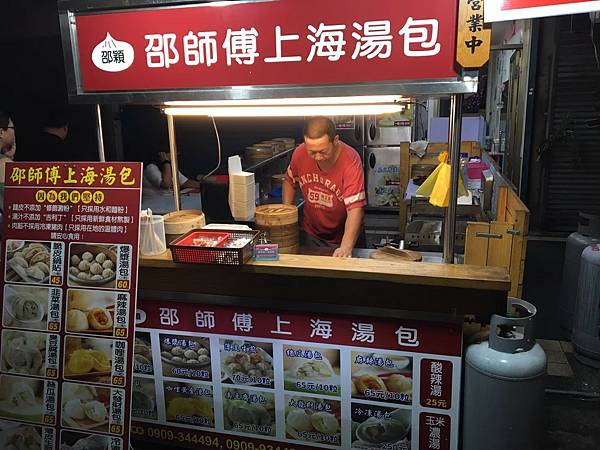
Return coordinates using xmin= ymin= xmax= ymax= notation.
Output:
xmin=140 ymin=212 xmax=166 ymax=256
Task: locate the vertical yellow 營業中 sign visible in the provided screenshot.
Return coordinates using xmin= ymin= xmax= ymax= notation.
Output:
xmin=456 ymin=0 xmax=492 ymax=68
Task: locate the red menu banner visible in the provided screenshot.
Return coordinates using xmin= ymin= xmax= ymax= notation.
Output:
xmin=74 ymin=0 xmax=459 ymax=93
xmin=0 ymin=162 xmax=142 ymax=450
xmin=485 ymin=0 xmax=600 ymax=21
xmin=131 ymin=299 xmax=463 ymax=450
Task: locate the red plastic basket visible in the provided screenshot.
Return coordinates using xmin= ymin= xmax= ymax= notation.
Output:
xmin=176 ymin=231 xmax=231 ymax=248
xmin=169 ymin=229 xmax=260 ymax=266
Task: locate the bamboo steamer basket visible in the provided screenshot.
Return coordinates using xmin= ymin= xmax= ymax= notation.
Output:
xmin=255 ymin=204 xmax=299 ymax=254
xmin=273 ymin=137 xmax=296 ymax=149
xmin=245 ymin=144 xmax=274 ymax=167
xmin=271 ymin=173 xmax=286 ymax=189
xmin=261 ymin=140 xmax=286 ymax=154
xmin=163 ymin=210 xmax=206 ymax=244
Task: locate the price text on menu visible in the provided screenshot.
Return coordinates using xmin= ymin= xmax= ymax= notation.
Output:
xmin=0 ymin=162 xmax=142 ymax=450
xmin=131 ymin=300 xmax=462 ymax=450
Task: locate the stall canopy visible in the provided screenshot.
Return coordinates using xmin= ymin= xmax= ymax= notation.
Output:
xmin=59 ymin=0 xmax=480 ymax=263
xmin=485 ymin=0 xmax=600 ymax=22
xmin=59 ymin=0 xmax=477 ymax=103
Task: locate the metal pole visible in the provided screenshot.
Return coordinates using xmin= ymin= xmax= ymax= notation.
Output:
xmin=443 ymin=94 xmax=463 ymax=264
xmin=95 ymin=104 xmax=106 ymax=162
xmin=167 ymin=114 xmax=181 ymax=211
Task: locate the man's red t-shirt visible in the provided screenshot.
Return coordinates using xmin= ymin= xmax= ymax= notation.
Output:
xmin=285 ymin=141 xmax=366 ymax=244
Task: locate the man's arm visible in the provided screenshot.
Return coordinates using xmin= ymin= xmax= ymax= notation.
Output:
xmin=282 ymin=179 xmax=296 ymax=205
xmin=182 ymin=178 xmax=200 ymax=189
xmin=160 ymin=162 xmax=174 ymax=189
xmin=333 ymin=207 xmax=364 ymax=257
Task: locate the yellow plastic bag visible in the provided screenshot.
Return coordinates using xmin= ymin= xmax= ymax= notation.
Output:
xmin=414 ymin=152 xmax=447 ymax=197
xmin=430 ymin=162 xmax=452 ymax=207
xmin=415 ymin=152 xmax=468 ymax=207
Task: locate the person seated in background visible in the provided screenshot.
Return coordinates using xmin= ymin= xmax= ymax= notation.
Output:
xmin=142 ymin=151 xmax=200 ymax=196
xmin=0 ymin=110 xmax=17 ymax=183
xmin=21 ymin=104 xmax=73 ymax=161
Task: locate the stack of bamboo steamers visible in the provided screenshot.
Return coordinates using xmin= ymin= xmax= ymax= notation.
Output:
xmin=255 ymin=204 xmax=299 ymax=254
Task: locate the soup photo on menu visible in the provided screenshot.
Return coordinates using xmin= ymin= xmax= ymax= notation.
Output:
xmin=351 ymin=403 xmax=411 ymax=449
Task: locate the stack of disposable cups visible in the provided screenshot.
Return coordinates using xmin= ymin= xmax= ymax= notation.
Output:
xmin=228 ymin=156 xmax=256 ymax=221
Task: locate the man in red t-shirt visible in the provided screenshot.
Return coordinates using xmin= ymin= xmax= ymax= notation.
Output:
xmin=283 ymin=117 xmax=366 ymax=257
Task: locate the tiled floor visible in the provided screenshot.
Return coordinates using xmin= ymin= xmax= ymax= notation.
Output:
xmin=539 ymin=339 xmax=574 ymax=377
xmin=524 ymin=241 xmax=600 ymax=450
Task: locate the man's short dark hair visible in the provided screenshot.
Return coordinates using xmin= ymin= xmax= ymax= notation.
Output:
xmin=303 ymin=116 xmax=336 ymax=142
xmin=41 ymin=105 xmax=70 ymax=129
xmin=0 ymin=110 xmax=11 ymax=129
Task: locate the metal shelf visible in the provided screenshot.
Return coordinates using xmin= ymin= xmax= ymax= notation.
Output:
xmin=244 ymin=147 xmax=295 ymax=172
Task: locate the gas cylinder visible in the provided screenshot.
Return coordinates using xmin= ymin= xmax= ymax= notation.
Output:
xmin=572 ymin=242 xmax=600 ymax=366
xmin=559 ymin=213 xmax=600 ymax=332
xmin=462 ymin=298 xmax=547 ymax=450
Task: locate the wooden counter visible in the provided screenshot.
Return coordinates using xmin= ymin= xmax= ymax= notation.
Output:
xmin=139 ymin=251 xmax=510 ymax=318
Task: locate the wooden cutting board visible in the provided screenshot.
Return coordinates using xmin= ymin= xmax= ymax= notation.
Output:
xmin=369 ymin=246 xmax=422 ymax=262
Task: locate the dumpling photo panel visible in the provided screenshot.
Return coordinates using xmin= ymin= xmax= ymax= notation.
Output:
xmin=67 ymin=243 xmax=119 ymax=289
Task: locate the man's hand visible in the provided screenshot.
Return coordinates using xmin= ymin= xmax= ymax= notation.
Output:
xmin=158 ymin=152 xmax=170 ymax=162
xmin=335 ymin=208 xmax=363 ymax=258
xmin=333 ymin=246 xmax=353 ymax=258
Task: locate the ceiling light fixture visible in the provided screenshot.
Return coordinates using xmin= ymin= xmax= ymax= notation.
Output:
xmin=163 ymin=103 xmax=405 ymax=117
xmin=164 ymin=95 xmax=405 ymax=107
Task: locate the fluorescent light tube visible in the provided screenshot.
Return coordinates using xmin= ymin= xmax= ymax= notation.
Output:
xmin=163 ymin=104 xmax=405 ymax=117
xmin=164 ymin=95 xmax=404 ymax=107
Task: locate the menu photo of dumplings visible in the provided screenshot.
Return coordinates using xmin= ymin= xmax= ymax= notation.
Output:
xmin=285 ymin=395 xmax=341 ymax=447
xmin=283 ymin=345 xmax=341 ymax=397
xmin=131 ymin=377 xmax=158 ymax=421
xmin=351 ymin=403 xmax=411 ymax=450
xmin=5 ymin=240 xmax=52 ymax=285
xmin=133 ymin=332 xmax=153 ymax=375
xmin=220 ymin=339 xmax=274 ymax=389
xmin=0 ymin=420 xmax=44 ymax=450
xmin=61 ymin=383 xmax=111 ymax=433
xmin=3 ymin=285 xmax=54 ymax=331
xmin=67 ymin=244 xmax=117 ymax=289
xmin=351 ymin=352 xmax=413 ymax=405
xmin=0 ymin=375 xmax=45 ymax=424
xmin=222 ymin=387 xmax=275 ymax=437
xmin=66 ymin=289 xmax=122 ymax=337
xmin=160 ymin=334 xmax=211 ymax=382
xmin=1 ymin=330 xmax=53 ymax=378
xmin=164 ymin=380 xmax=214 ymax=428
xmin=63 ymin=337 xmax=114 ymax=385
xmin=60 ymin=430 xmax=112 ymax=450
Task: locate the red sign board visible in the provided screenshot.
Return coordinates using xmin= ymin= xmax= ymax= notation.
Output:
xmin=0 ymin=162 xmax=142 ymax=450
xmin=130 ymin=299 xmax=462 ymax=449
xmin=485 ymin=0 xmax=600 ymax=21
xmin=74 ymin=0 xmax=459 ymax=93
